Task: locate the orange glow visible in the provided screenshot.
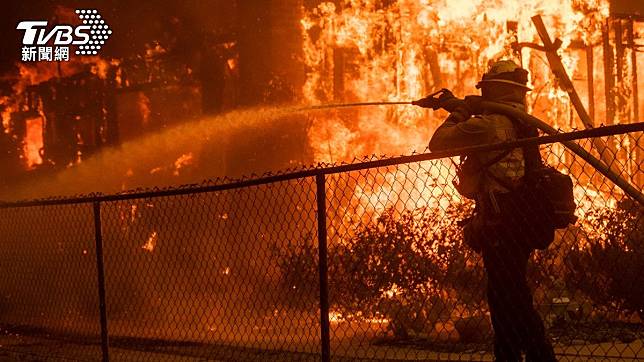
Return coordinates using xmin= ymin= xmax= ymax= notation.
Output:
xmin=300 ymin=0 xmax=626 ymax=250
xmin=142 ymin=231 xmax=158 ymax=252
xmin=1 ymin=98 xmax=15 ymax=132
xmin=24 ymin=117 xmax=44 ymax=169
xmin=302 ymin=0 xmax=610 ymax=163
xmin=173 ymin=152 xmax=194 ymax=176
xmin=227 ymin=58 xmax=237 ymax=71
xmin=138 ymin=93 xmax=152 ymax=126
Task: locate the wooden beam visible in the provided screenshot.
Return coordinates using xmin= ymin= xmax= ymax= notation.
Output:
xmin=627 ymin=20 xmax=639 ymax=122
xmin=586 ymin=45 xmax=595 ymax=123
xmin=627 ymin=19 xmax=641 ymax=189
xmin=602 ymin=20 xmax=616 ymax=125
xmin=531 ymin=15 xmax=619 ymax=174
xmin=615 ymin=20 xmax=624 ymax=83
xmin=480 ymin=101 xmax=644 ymax=206
xmin=532 ymin=15 xmax=594 ymax=128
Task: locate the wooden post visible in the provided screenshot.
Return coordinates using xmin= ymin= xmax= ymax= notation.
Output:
xmin=315 ymin=174 xmax=331 ymax=362
xmin=532 ymin=15 xmax=595 ymax=129
xmin=615 ymin=20 xmax=624 ymax=84
xmin=531 ymin=15 xmax=619 ymax=175
xmin=93 ymin=202 xmax=110 ymax=362
xmin=480 ymin=101 xmax=644 ymax=205
xmin=602 ymin=19 xmax=616 ymax=125
xmin=627 ymin=20 xmax=640 ymax=188
xmin=613 ymin=19 xmax=630 ymax=180
xmin=627 ymin=20 xmax=639 ymax=122
xmin=586 ymin=45 xmax=595 ymax=123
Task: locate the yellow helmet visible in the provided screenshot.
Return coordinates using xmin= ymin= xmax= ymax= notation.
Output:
xmin=476 ymin=60 xmax=531 ymax=91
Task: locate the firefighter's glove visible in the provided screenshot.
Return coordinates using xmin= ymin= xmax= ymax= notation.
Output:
xmin=438 ymin=91 xmax=472 ymax=123
xmin=413 ymin=89 xmax=462 ymax=110
xmin=435 ymin=90 xmax=459 ymax=111
xmin=413 ymin=90 xmax=473 ymax=122
xmin=412 ymin=95 xmax=441 ymax=109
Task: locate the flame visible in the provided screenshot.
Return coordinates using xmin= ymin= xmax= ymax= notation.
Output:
xmin=300 ymin=7 xmax=641 ymax=327
xmin=1 ymin=98 xmax=16 ymax=132
xmin=302 ymin=1 xmax=609 ymax=163
xmin=90 ymin=58 xmax=114 ymax=79
xmin=130 ymin=204 xmax=138 ymax=223
xmin=227 ymin=58 xmax=237 ymax=71
xmin=142 ymin=231 xmax=158 ymax=252
xmin=0 ymin=5 xmax=119 ymax=174
xmin=329 ymin=310 xmax=389 ymax=325
xmin=23 ymin=117 xmax=44 ymax=168
xmin=300 ymin=0 xmax=627 ymax=266
xmin=173 ymin=152 xmax=194 ymax=176
xmin=138 ymin=93 xmax=152 ymax=126
xmin=145 ymin=42 xmax=167 ymax=60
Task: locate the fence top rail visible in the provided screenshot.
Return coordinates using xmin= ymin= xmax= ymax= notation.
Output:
xmin=0 ymin=122 xmax=641 ymax=209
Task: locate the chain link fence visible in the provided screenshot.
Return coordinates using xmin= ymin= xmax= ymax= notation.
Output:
xmin=0 ymin=124 xmax=642 ymax=361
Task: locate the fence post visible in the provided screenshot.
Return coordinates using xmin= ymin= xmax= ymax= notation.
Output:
xmin=316 ymin=174 xmax=331 ymax=362
xmin=93 ymin=201 xmax=110 ymax=362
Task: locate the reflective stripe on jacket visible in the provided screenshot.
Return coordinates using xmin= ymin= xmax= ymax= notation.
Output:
xmin=428 ymin=102 xmax=525 ymax=194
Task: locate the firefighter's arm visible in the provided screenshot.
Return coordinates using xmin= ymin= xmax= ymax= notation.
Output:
xmin=428 ymin=115 xmax=493 ymax=151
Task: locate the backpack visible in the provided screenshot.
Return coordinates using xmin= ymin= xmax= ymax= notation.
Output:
xmin=518 ymin=166 xmax=578 ymax=229
xmin=453 ymin=150 xmax=511 ymax=200
xmin=453 ymin=117 xmax=577 ymax=230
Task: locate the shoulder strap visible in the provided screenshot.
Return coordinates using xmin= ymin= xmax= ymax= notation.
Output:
xmin=460 ymin=114 xmax=541 ymax=193
xmin=485 ymin=168 xmax=516 ymax=191
xmin=478 ymin=148 xmax=513 ymax=171
xmin=465 ymin=148 xmax=514 ymax=193
xmin=506 ymin=116 xmax=543 ymax=172
xmin=479 ymin=115 xmax=542 ymax=191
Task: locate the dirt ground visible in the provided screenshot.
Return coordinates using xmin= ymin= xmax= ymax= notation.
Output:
xmin=0 ymin=330 xmax=643 ymax=362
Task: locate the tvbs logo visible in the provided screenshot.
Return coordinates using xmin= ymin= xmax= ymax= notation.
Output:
xmin=17 ymin=9 xmax=112 ymax=62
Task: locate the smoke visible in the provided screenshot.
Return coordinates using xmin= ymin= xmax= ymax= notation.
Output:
xmin=0 ymin=105 xmax=325 ymax=347
xmin=1 ymin=106 xmax=314 ymax=201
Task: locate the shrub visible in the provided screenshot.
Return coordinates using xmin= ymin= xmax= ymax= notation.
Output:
xmin=275 ymin=202 xmax=487 ymax=337
xmin=275 ymin=194 xmax=644 ymax=341
xmin=564 ymin=200 xmax=644 ymax=318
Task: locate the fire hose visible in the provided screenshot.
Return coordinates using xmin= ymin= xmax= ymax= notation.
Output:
xmin=475 ymin=101 xmax=643 ymax=206
xmin=300 ymin=90 xmax=644 ymax=205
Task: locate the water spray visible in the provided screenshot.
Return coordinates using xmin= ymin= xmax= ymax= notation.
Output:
xmin=299 ymin=89 xmax=448 ymax=111
xmin=299 ymin=89 xmax=644 ymax=204
xmin=299 ymin=101 xmax=412 ymax=111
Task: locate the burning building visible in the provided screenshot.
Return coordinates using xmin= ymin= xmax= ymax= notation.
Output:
xmin=0 ymin=1 xmax=642 ymax=361
xmin=0 ymin=1 xmax=307 ymax=193
xmin=301 ymin=0 xmax=642 ymax=161
xmin=0 ymin=0 xmax=641 ymax=193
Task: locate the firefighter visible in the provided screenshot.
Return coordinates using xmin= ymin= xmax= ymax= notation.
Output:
xmin=428 ymin=60 xmax=558 ymax=362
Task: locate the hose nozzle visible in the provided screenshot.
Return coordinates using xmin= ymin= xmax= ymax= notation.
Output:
xmin=411 ymin=88 xmax=452 ymax=110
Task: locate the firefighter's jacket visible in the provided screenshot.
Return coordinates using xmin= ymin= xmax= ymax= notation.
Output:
xmin=428 ymin=101 xmax=525 ymax=195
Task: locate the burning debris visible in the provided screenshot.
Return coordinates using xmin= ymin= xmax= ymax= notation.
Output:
xmin=142 ymin=230 xmax=158 ymax=252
